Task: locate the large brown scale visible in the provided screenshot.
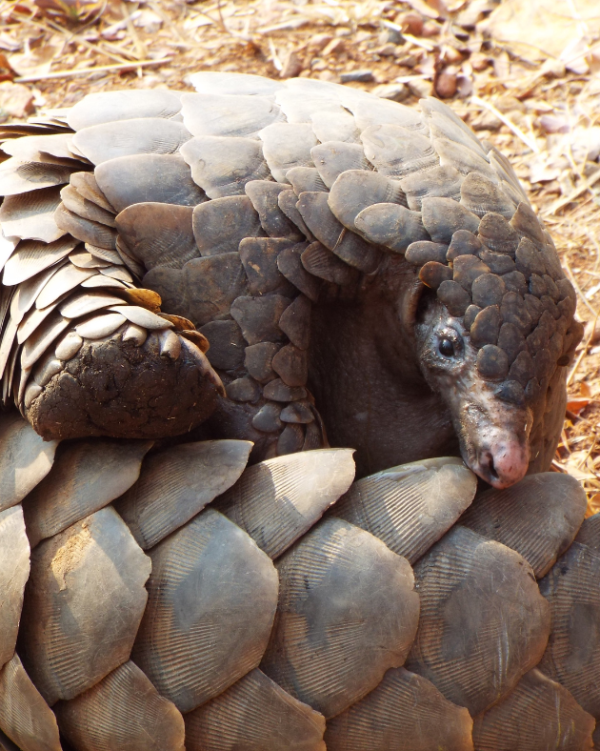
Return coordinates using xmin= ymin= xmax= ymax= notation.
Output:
xmin=0 ymin=72 xmax=597 ymax=751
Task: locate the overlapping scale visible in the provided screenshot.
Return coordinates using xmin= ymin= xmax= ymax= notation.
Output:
xmin=0 ymin=653 xmax=61 ymax=751
xmin=72 ymin=119 xmax=191 ymax=166
xmin=0 ymin=187 xmax=64 ymax=243
xmin=132 ymin=509 xmax=278 ymax=713
xmin=19 ymin=507 xmax=151 ymax=704
xmin=0 ymin=506 xmax=29 ymax=668
xmin=2 ymin=238 xmax=77 ymax=287
xmin=472 ymin=669 xmax=594 ymax=751
xmin=181 ymin=93 xmax=283 ymax=138
xmin=0 ymin=412 xmax=57 ymax=511
xmin=331 ymin=457 xmax=476 ymax=564
xmin=215 ymin=448 xmax=355 ymax=558
xmin=324 ymin=667 xmax=474 ymax=751
xmin=94 ymin=154 xmax=205 ymax=213
xmin=260 ymin=517 xmax=420 ymax=718
xmin=54 ymin=661 xmax=185 ymax=751
xmin=538 ymin=541 xmax=600 ymax=717
xmin=115 ymin=440 xmax=251 ymax=549
xmin=67 ymin=90 xmax=182 ymax=131
xmin=184 ymin=669 xmax=326 ymax=751
xmin=460 ymin=472 xmax=586 ymax=578
xmin=22 ymin=439 xmax=152 ymax=546
xmin=405 ymin=526 xmax=551 ymax=716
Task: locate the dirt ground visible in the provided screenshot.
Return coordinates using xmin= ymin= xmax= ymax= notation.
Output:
xmin=1 ymin=0 xmax=599 ymax=506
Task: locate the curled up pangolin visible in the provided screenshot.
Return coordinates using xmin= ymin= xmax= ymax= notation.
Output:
xmin=0 ymin=72 xmax=597 ymax=751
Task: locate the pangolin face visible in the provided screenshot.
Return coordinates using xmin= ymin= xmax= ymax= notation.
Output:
xmin=415 ymin=297 xmax=534 ymax=488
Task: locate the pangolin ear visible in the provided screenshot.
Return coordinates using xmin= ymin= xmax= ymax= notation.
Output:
xmin=401 ymin=275 xmax=427 ymax=332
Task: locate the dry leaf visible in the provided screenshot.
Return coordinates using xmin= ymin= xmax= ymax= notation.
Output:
xmin=567 ymin=398 xmax=591 ymax=415
xmin=585 ymin=493 xmax=600 ymax=518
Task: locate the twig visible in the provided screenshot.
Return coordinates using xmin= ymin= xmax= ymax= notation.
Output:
xmin=470 ymin=95 xmax=540 ymax=154
xmin=578 ymin=434 xmax=597 ymax=470
xmin=563 ymin=256 xmax=599 ymax=319
xmin=12 ymin=9 xmax=138 ymax=65
xmin=567 ymin=307 xmax=599 ymax=388
xmin=14 ymin=58 xmax=172 ymax=83
xmin=546 ymin=169 xmax=600 ymax=215
xmin=122 ymin=2 xmax=147 ymax=61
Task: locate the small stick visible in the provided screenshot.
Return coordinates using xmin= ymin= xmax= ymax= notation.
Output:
xmin=14 ymin=58 xmax=172 ymax=83
xmin=470 ymin=95 xmax=540 ymax=154
xmin=547 ymin=168 xmax=600 ymax=215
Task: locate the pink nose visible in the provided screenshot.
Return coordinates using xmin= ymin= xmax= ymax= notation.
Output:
xmin=475 ymin=441 xmax=530 ymax=489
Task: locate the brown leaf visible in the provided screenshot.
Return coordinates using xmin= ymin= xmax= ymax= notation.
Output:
xmin=567 ymin=398 xmax=591 ymax=415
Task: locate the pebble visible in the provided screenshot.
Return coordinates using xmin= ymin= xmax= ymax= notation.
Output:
xmin=372 ymin=83 xmax=409 ymax=102
xmin=341 ymin=70 xmax=374 ymax=83
xmin=280 ymin=51 xmax=303 ymax=79
xmin=395 ymin=12 xmax=424 ymax=36
xmin=378 ymin=27 xmax=404 ymax=45
xmin=408 ymin=78 xmax=434 ymax=97
xmin=435 ymin=69 xmax=457 ymax=98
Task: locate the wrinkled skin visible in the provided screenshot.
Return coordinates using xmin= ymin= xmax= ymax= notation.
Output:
xmin=414 ymin=293 xmax=532 ymax=488
xmin=309 ymin=254 xmax=544 ymax=488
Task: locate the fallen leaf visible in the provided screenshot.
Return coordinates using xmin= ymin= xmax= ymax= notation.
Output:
xmin=567 ymin=398 xmax=591 ymax=415
xmin=0 ymin=81 xmax=35 ymax=119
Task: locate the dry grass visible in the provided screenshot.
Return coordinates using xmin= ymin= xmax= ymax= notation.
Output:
xmin=1 ymin=0 xmax=599 ymax=505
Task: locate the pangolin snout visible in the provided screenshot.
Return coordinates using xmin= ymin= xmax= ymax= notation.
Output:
xmin=472 ymin=437 xmax=530 ymax=489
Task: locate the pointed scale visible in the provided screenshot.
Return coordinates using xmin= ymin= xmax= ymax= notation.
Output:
xmin=115 ymin=440 xmax=252 ymax=550
xmin=18 ymin=507 xmax=152 ymax=705
xmin=0 ymin=506 xmax=30 ymax=668
xmin=60 ymin=184 xmax=117 ymax=227
xmin=0 ymin=187 xmax=64 ymax=243
xmin=1 ymin=133 xmax=77 ymax=162
xmin=331 ymin=457 xmax=477 ymax=564
xmin=132 ymin=509 xmax=279 ymax=713
xmin=70 ymin=172 xmax=115 ymax=212
xmin=405 ymin=526 xmax=551 ymax=717
xmin=0 ymin=412 xmax=57 ymax=512
xmin=54 ymin=203 xmax=117 ymax=250
xmin=17 ymin=301 xmax=68 ymax=347
xmin=215 ymin=448 xmax=355 ymax=559
xmin=0 ymin=157 xmax=73 ymax=197
xmin=472 ymin=669 xmax=594 ymax=751
xmin=2 ymin=237 xmax=78 ymax=287
xmin=0 ymin=653 xmax=62 ymax=751
xmin=260 ymin=517 xmax=420 ymax=719
xmin=460 ymin=472 xmax=587 ymax=578
xmin=19 ymin=311 xmax=70 ymax=369
xmin=54 ymin=661 xmax=185 ymax=751
xmin=324 ymin=667 xmax=474 ymax=751
xmin=35 ymin=264 xmax=96 ymax=309
xmin=185 ymin=669 xmax=326 ymax=751
xmin=22 ymin=439 xmax=153 ymax=547
xmin=10 ymin=262 xmax=65 ymax=326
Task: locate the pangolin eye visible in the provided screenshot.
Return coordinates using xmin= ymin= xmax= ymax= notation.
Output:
xmin=438 ymin=338 xmax=455 ymax=357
